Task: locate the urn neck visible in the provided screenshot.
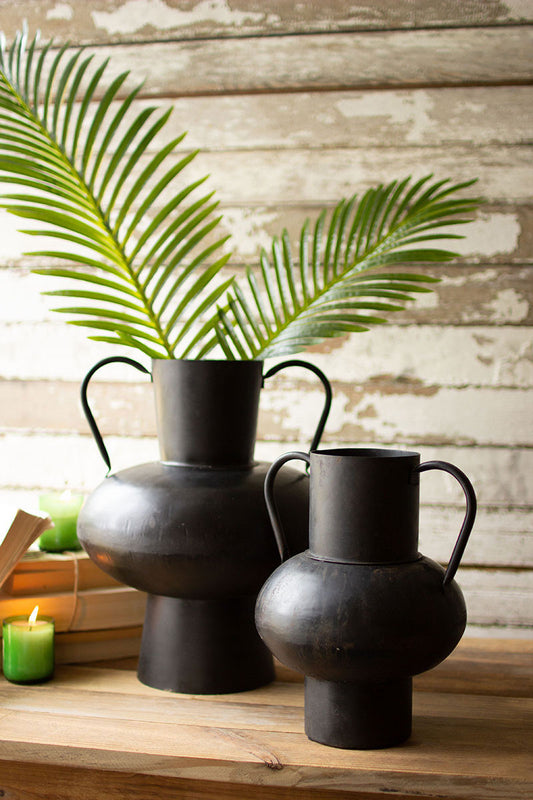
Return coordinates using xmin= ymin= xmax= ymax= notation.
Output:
xmin=308 ymin=448 xmax=420 ymax=563
xmin=152 ymin=359 xmax=263 ymax=467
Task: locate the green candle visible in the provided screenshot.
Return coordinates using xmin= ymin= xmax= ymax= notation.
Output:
xmin=38 ymin=490 xmax=84 ymax=552
xmin=2 ymin=607 xmax=54 ymax=683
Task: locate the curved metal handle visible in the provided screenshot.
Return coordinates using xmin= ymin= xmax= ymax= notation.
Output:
xmin=414 ymin=460 xmax=477 ymax=586
xmin=264 ymin=451 xmax=311 ymax=563
xmin=263 ymin=360 xmax=332 ymax=453
xmin=80 ymin=356 xmax=151 ymax=473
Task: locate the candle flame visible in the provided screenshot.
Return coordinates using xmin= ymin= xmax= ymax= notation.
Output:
xmin=28 ymin=605 xmax=39 ymax=626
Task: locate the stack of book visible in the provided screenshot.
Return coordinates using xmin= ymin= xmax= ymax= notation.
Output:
xmin=0 ymin=510 xmax=145 ymax=664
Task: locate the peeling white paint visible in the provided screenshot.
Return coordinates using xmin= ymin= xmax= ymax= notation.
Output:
xmin=219 ymin=207 xmax=278 ymax=258
xmin=348 ymin=386 xmax=533 ymax=446
xmin=260 ymin=387 xmax=350 ymax=437
xmin=487 ymin=288 xmax=530 ymax=324
xmin=441 ymin=268 xmax=497 ymax=287
xmin=303 ymin=326 xmax=533 ymax=388
xmin=443 ymin=212 xmax=521 ymax=257
xmin=335 ymin=91 xmax=436 ymax=144
xmin=490 ymin=335 xmax=533 ymax=386
xmin=499 ymin=0 xmax=533 ymax=21
xmin=92 ymin=0 xmax=277 ymax=35
xmin=406 ymin=290 xmax=438 ymax=310
xmin=46 ymin=3 xmax=74 ymax=21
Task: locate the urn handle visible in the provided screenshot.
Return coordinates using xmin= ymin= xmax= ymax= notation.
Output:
xmin=80 ymin=356 xmax=151 ymax=472
xmin=263 ymin=360 xmax=332 ymax=453
xmin=414 ymin=460 xmax=477 ymax=586
xmin=264 ymin=451 xmax=311 ymax=563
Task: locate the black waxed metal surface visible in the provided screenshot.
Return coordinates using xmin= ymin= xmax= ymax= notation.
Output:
xmin=78 ymin=357 xmax=332 ymax=694
xmin=79 ymin=460 xmax=310 ymax=598
xmin=257 ymin=446 xmax=477 ymax=748
xmin=152 ymin=359 xmax=263 ymax=466
xmin=138 ymin=594 xmax=275 ymax=694
xmin=308 ymin=448 xmax=420 ymax=562
xmin=305 ymin=677 xmax=412 ymax=749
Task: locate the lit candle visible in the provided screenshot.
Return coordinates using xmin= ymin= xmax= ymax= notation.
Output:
xmin=38 ymin=490 xmax=84 ymax=552
xmin=2 ymin=606 xmax=54 ymax=683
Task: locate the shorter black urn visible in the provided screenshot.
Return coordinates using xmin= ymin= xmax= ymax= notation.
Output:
xmin=256 ymin=448 xmax=477 ymax=749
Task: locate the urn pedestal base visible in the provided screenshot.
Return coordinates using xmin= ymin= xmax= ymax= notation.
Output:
xmin=304 ymin=676 xmax=412 ymax=749
xmin=137 ymin=594 xmax=275 ymax=694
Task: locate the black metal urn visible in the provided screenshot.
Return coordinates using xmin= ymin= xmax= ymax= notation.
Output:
xmin=77 ymin=357 xmax=331 ymax=694
xmin=255 ymin=448 xmax=477 ymax=748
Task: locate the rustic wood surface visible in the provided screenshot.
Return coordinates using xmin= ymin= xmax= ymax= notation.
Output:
xmin=0 ymin=2 xmax=531 ymax=637
xmin=0 ymin=638 xmax=531 ymax=799
xmin=5 ymin=27 xmax=532 ymax=95
xmin=3 ymin=1 xmax=533 ymax=44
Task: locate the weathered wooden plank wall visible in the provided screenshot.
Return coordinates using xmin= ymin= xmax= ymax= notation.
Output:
xmin=0 ymin=1 xmax=532 ymax=636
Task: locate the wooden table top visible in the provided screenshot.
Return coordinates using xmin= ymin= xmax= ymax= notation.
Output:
xmin=0 ymin=637 xmax=532 ymax=800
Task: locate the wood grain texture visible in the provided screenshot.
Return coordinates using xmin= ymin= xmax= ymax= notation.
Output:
xmin=0 ymin=639 xmax=531 ymax=799
xmin=0 ymin=762 xmax=443 ymax=800
xmin=4 ymin=27 xmax=533 ymax=94
xmin=0 ymin=383 xmax=532 ymax=446
xmin=2 ymin=208 xmax=531 ymax=270
xmin=3 ymin=0 xmax=533 ymax=44
xmin=1 ymin=145 xmax=524 ymax=207
xmin=41 ymin=86 xmax=533 ymax=151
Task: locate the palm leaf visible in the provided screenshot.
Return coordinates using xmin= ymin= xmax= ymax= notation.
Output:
xmin=0 ymin=28 xmax=231 ymax=358
xmin=0 ymin=28 xmax=481 ymax=363
xmin=192 ymin=177 xmax=480 ymax=359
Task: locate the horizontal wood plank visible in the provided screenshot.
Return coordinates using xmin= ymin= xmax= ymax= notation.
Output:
xmin=0 ymin=675 xmax=530 ymax=734
xmin=415 ymin=637 xmax=533 ymax=696
xmin=179 ymin=146 xmax=532 ymax=205
xmin=1 ymin=147 xmax=526 ymax=208
xmin=3 ymin=0 xmax=532 ymax=44
xmin=27 ymin=86 xmax=533 ymax=151
xmin=457 ymin=568 xmax=533 ymax=628
xmin=13 ymin=28 xmax=533 ymax=95
xmin=2 ymin=203 xmax=531 ymax=268
xmin=0 ymin=761 xmax=432 ymax=800
xmin=2 ymin=322 xmax=532 ymax=397
xmin=3 ymin=307 xmax=533 ymax=387
xmin=167 ymin=85 xmax=533 ymax=148
xmin=419 ymin=507 xmax=533 ymax=568
xmin=0 ymin=379 xmax=531 ymax=446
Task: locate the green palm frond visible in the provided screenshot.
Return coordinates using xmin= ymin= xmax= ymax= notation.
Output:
xmin=0 ymin=28 xmax=481 ymax=362
xmin=0 ymin=27 xmax=232 ymax=359
xmin=190 ymin=177 xmax=480 ymax=359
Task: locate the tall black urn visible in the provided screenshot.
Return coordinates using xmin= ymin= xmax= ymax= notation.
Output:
xmin=256 ymin=448 xmax=477 ymax=748
xmin=77 ymin=357 xmax=331 ymax=694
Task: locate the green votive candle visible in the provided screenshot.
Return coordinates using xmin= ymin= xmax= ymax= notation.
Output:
xmin=38 ymin=490 xmax=84 ymax=552
xmin=2 ymin=607 xmax=54 ymax=683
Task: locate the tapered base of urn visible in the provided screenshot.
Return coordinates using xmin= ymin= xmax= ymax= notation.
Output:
xmin=137 ymin=593 xmax=275 ymax=694
xmin=304 ymin=676 xmax=412 ymax=749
